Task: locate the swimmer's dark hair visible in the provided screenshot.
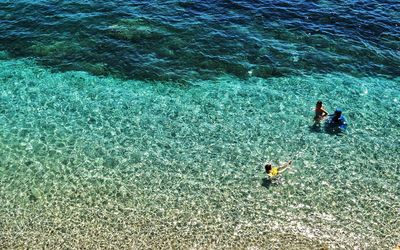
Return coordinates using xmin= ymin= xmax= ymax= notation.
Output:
xmin=265 ymin=164 xmax=272 ymax=173
xmin=316 ymin=100 xmax=322 ymax=106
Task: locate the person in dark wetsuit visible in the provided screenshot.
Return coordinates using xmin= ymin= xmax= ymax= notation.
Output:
xmin=324 ymin=108 xmax=348 ymax=133
xmin=329 ymin=109 xmax=347 ymax=128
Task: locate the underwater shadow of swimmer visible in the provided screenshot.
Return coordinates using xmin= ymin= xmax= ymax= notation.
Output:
xmin=309 ymin=122 xmax=346 ymax=136
xmin=309 ymin=123 xmax=323 ymax=133
xmin=324 ymin=125 xmax=346 ymax=136
xmin=262 ymin=177 xmax=272 ymax=189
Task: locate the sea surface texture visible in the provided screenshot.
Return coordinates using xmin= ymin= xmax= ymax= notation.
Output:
xmin=0 ymin=0 xmax=399 ymax=249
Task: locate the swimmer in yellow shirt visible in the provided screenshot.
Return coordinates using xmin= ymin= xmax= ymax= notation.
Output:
xmin=265 ymin=160 xmax=292 ymax=178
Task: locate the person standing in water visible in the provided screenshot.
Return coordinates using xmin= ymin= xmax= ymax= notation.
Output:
xmin=326 ymin=108 xmax=347 ymax=131
xmin=314 ymin=100 xmax=328 ymax=121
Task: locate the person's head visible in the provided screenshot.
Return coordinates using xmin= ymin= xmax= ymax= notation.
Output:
xmin=334 ymin=108 xmax=342 ymax=117
xmin=316 ymin=100 xmax=323 ymax=108
xmin=333 ymin=108 xmax=342 ymax=121
xmin=265 ymin=164 xmax=272 ymax=173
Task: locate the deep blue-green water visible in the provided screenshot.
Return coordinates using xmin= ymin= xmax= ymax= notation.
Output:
xmin=0 ymin=1 xmax=399 ymax=249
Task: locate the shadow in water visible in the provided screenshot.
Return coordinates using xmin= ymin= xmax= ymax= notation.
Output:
xmin=324 ymin=124 xmax=346 ymax=136
xmin=309 ymin=121 xmax=346 ymax=136
xmin=309 ymin=122 xmax=323 ymax=133
xmin=261 ymin=177 xmax=272 ymax=189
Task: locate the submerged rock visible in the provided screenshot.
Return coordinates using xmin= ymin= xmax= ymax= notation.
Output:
xmin=29 ymin=40 xmax=82 ymax=57
xmin=108 ymin=18 xmax=172 ymax=42
xmin=29 ymin=187 xmax=42 ymax=201
xmin=0 ymin=50 xmax=10 ymax=60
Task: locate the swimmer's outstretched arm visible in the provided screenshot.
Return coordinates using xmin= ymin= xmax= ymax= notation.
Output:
xmin=278 ymin=160 xmax=292 ymax=173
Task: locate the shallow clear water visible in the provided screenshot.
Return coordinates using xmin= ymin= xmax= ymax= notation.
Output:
xmin=0 ymin=0 xmax=400 ymax=249
xmin=0 ymin=58 xmax=399 ymax=248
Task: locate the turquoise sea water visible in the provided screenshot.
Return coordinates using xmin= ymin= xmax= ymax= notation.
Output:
xmin=1 ymin=1 xmax=400 ymax=249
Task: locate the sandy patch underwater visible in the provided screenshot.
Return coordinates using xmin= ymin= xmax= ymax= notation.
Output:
xmin=0 ymin=59 xmax=399 ymax=249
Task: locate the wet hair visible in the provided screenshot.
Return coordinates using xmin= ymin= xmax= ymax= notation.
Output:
xmin=265 ymin=164 xmax=272 ymax=173
xmin=316 ymin=100 xmax=323 ymax=107
xmin=332 ymin=109 xmax=342 ymax=122
xmin=334 ymin=109 xmax=342 ymax=117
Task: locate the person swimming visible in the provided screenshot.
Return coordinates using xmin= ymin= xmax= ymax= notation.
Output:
xmin=314 ymin=100 xmax=328 ymax=121
xmin=265 ymin=160 xmax=292 ymax=178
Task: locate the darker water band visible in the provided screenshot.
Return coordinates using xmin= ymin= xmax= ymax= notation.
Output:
xmin=0 ymin=0 xmax=399 ymax=81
